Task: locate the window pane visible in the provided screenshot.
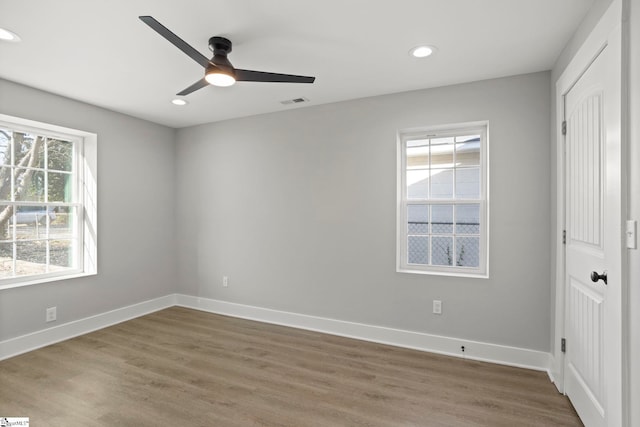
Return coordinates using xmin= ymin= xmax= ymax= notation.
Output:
xmin=430 ymin=143 xmax=454 ymax=167
xmin=0 ymin=167 xmax=11 ymax=201
xmin=456 ymin=135 xmax=480 ymax=143
xmin=407 ymin=140 xmax=429 ymax=169
xmin=431 ymin=137 xmax=454 ymax=145
xmin=50 ymin=239 xmax=76 ymax=269
xmin=407 ymin=138 xmax=429 ymax=148
xmin=14 ymin=205 xmax=50 ymax=224
xmin=456 ymin=237 xmax=480 ymax=267
xmin=0 ymin=130 xmax=11 ymax=166
xmin=407 ymin=170 xmax=429 ymax=199
xmin=455 ymin=204 xmax=480 ymax=234
xmin=407 ymin=151 xmax=429 ymax=168
xmin=0 ymin=242 xmax=13 ymax=278
xmin=14 ymin=169 xmax=45 ymax=202
xmin=47 ymin=139 xmax=73 ymax=172
xmin=51 ymin=206 xmax=75 ymax=239
xmin=431 ymin=205 xmax=453 ymax=234
xmin=14 ymin=205 xmax=50 ymax=240
xmin=0 ymin=205 xmax=14 ymax=239
xmin=455 ymin=167 xmax=480 ymax=199
xmin=407 ymin=204 xmax=429 ymax=234
xmin=408 ymin=236 xmax=428 ymax=264
xmin=14 ymin=132 xmax=45 ymax=169
xmin=431 ymin=169 xmax=453 ymax=198
xmin=431 ymin=236 xmax=453 ymax=266
xmin=16 ymin=241 xmax=47 ymax=276
xmin=48 ymin=172 xmax=73 ymax=202
xmin=456 ymin=140 xmax=480 ymax=166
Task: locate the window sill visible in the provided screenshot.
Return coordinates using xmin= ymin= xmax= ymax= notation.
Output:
xmin=397 ymin=267 xmax=489 ymax=279
xmin=0 ymin=271 xmax=97 ymax=291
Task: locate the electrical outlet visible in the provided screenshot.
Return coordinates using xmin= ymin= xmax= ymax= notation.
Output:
xmin=433 ymin=300 xmax=442 ymax=315
xmin=626 ymin=220 xmax=637 ymax=249
xmin=223 ymin=276 xmax=228 ymax=287
xmin=46 ymin=306 xmax=57 ymax=322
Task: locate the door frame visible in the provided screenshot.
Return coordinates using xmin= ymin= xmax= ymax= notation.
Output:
xmin=552 ymin=0 xmax=629 ymax=424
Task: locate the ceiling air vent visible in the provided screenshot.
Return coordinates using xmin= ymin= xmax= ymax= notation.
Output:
xmin=280 ymin=97 xmax=309 ymax=105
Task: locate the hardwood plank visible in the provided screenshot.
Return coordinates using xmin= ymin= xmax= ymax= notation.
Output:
xmin=0 ymin=307 xmax=582 ymax=426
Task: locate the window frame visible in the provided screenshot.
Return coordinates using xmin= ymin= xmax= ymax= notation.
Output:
xmin=397 ymin=121 xmax=489 ymax=278
xmin=0 ymin=114 xmax=97 ymax=289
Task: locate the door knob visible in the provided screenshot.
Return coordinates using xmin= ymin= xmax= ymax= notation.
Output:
xmin=590 ymin=271 xmax=607 ymax=285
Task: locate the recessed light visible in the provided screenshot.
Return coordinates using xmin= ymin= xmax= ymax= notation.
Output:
xmin=171 ymin=98 xmax=188 ymax=106
xmin=0 ymin=27 xmax=21 ymax=42
xmin=410 ymin=45 xmax=436 ymax=58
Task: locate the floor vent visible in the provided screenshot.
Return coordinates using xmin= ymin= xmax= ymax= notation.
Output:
xmin=280 ymin=97 xmax=309 ymax=105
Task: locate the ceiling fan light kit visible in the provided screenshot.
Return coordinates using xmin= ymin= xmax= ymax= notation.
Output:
xmin=205 ymin=69 xmax=236 ymax=87
xmin=204 ymin=36 xmax=236 ymax=86
xmin=139 ymin=16 xmax=315 ymax=96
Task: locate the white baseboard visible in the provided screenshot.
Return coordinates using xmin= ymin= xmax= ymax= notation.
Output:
xmin=175 ymin=294 xmax=552 ymax=372
xmin=1 ymin=293 xmax=552 ymax=373
xmin=0 ymin=294 xmax=176 ymax=361
xmin=548 ymin=355 xmax=565 ymax=393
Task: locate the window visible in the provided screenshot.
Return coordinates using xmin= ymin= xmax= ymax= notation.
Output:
xmin=0 ymin=114 xmax=97 ymax=288
xmin=397 ymin=122 xmax=488 ymax=277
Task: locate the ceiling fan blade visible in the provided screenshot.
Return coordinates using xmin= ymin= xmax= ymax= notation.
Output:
xmin=139 ymin=16 xmax=211 ymax=69
xmin=177 ymin=78 xmax=209 ymax=96
xmin=235 ymin=69 xmax=315 ymax=84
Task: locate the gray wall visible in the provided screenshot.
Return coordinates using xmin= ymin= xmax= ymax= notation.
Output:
xmin=176 ymin=71 xmax=552 ymax=351
xmin=0 ymin=79 xmax=177 ymax=341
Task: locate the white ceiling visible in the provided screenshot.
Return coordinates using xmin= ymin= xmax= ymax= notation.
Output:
xmin=0 ymin=0 xmax=594 ymax=129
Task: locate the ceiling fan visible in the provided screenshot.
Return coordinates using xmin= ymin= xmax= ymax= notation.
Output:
xmin=139 ymin=16 xmax=315 ymax=96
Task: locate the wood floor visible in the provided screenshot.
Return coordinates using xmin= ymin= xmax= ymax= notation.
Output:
xmin=0 ymin=306 xmax=582 ymax=426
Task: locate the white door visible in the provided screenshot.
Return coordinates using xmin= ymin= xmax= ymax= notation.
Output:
xmin=563 ymin=27 xmax=622 ymax=427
